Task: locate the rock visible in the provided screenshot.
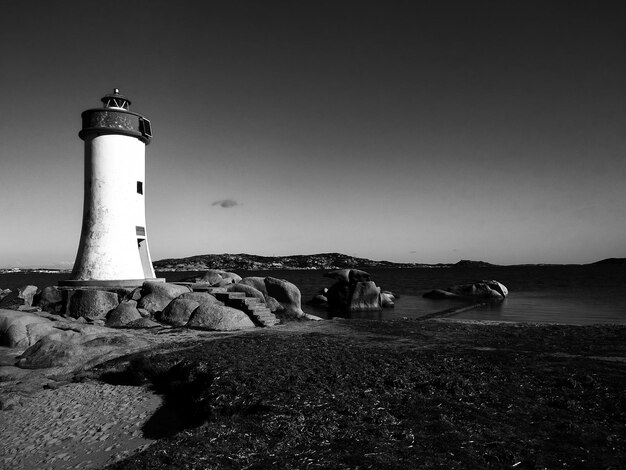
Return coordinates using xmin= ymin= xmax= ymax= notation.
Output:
xmin=137 ymin=308 xmax=151 ymax=317
xmin=265 ymin=296 xmax=284 ymax=313
xmin=324 ymin=269 xmax=371 ymax=284
xmin=349 ymin=282 xmax=381 ymax=311
xmin=423 ymin=280 xmax=509 ymax=300
xmin=196 ymin=270 xmax=225 ymax=285
xmin=239 ymin=277 xmax=268 ymax=296
xmin=105 ymin=301 xmax=142 ymax=327
xmin=125 ymin=317 xmax=161 ymax=328
xmin=0 ymin=291 xmax=21 ymax=309
xmin=16 ymin=329 xmax=149 ymax=369
xmin=18 ymin=285 xmax=39 ymax=307
xmin=306 ymin=294 xmax=328 ymax=307
xmin=0 ymin=288 xmax=12 ymax=300
xmin=0 ymin=309 xmax=56 ymax=348
xmin=158 ymin=298 xmax=201 ymax=327
xmin=325 ymin=282 xmax=352 ymax=312
xmin=264 ymin=277 xmax=305 ymax=319
xmin=304 ymin=313 xmax=324 ymax=321
xmin=221 ymin=272 xmax=242 ymax=283
xmin=186 ymin=304 xmax=255 ymax=331
xmin=178 ymin=292 xmax=223 ymax=305
xmin=381 ymin=292 xmax=395 ymax=308
xmin=33 ymin=286 xmax=63 ymax=313
xmin=226 ymin=283 xmax=266 ymax=302
xmin=137 ymin=282 xmax=191 ymax=314
xmin=67 ymin=289 xmax=120 ymax=320
xmin=422 ymin=289 xmax=462 ymax=300
xmin=214 ymin=277 xmax=235 ymax=287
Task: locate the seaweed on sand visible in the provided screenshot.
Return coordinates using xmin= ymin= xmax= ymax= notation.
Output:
xmin=99 ymin=321 xmax=626 ymax=469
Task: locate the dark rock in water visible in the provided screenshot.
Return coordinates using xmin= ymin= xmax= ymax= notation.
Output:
xmin=264 ymin=277 xmax=305 ymax=319
xmin=381 ymin=291 xmax=395 ymax=308
xmin=239 ymin=277 xmax=268 ymax=297
xmin=326 ymin=281 xmax=352 ymax=312
xmin=226 ymin=283 xmax=266 ymax=302
xmin=33 ymin=286 xmax=63 ymax=314
xmin=423 ymin=280 xmax=508 ymax=300
xmin=349 ymin=281 xmax=381 ymax=311
xmin=186 ymin=304 xmax=255 ymax=331
xmin=106 ymin=300 xmax=142 ymax=327
xmin=306 ymin=294 xmax=328 ymax=307
xmin=138 ymin=282 xmax=190 ymax=314
xmin=68 ymin=289 xmax=120 ymax=320
xmin=0 ymin=291 xmax=21 ymax=309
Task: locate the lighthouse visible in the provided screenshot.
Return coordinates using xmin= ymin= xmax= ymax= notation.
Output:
xmin=64 ymin=89 xmax=159 ymax=287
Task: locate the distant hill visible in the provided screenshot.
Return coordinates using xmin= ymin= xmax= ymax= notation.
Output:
xmin=153 ymin=253 xmax=497 ymax=271
xmin=589 ymin=258 xmax=626 ymax=266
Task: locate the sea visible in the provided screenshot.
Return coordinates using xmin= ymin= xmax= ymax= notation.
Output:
xmin=1 ymin=265 xmax=625 ymax=325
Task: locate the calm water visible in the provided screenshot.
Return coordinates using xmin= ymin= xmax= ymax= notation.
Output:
xmin=2 ymin=265 xmax=625 ymax=325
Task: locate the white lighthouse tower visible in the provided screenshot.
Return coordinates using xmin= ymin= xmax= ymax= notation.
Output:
xmin=64 ymin=89 xmax=159 ymax=287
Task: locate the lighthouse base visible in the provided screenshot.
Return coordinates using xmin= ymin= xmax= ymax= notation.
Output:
xmin=58 ymin=278 xmax=166 ymax=288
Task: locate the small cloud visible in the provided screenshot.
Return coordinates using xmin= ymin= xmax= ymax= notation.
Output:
xmin=211 ymin=199 xmax=240 ymax=208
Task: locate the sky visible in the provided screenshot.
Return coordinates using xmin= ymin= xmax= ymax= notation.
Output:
xmin=1 ymin=0 xmax=625 ymax=267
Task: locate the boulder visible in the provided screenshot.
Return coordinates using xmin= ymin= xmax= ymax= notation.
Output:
xmin=33 ymin=286 xmax=63 ymax=313
xmin=325 ymin=282 xmax=352 ymax=312
xmin=18 ymin=285 xmax=39 ymax=307
xmin=239 ymin=277 xmax=268 ymax=297
xmin=158 ymin=298 xmax=201 ymax=327
xmin=264 ymin=277 xmax=305 ymax=319
xmin=349 ymin=282 xmax=381 ymax=311
xmin=226 ymin=283 xmax=266 ymax=302
xmin=381 ymin=292 xmax=395 ymax=308
xmin=214 ymin=277 xmax=235 ymax=287
xmin=105 ymin=301 xmax=142 ymax=327
xmin=137 ymin=282 xmax=191 ymax=314
xmin=0 ymin=309 xmax=56 ymax=348
xmin=67 ymin=289 xmax=120 ymax=320
xmin=186 ymin=304 xmax=255 ymax=331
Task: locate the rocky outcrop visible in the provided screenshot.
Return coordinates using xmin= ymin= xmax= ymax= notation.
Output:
xmin=0 ymin=309 xmax=56 ymax=348
xmin=16 ymin=328 xmax=150 ymax=369
xmin=186 ymin=303 xmax=255 ymax=331
xmin=348 ymin=282 xmax=381 ymax=311
xmin=137 ymin=282 xmax=191 ymax=314
xmin=423 ymin=280 xmax=509 ymax=300
xmin=264 ymin=277 xmax=305 ymax=319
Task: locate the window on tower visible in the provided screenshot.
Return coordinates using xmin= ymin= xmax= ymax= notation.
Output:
xmin=137 ymin=181 xmax=143 ymax=194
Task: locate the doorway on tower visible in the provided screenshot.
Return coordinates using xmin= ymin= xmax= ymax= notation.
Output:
xmin=137 ymin=238 xmax=153 ymax=278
